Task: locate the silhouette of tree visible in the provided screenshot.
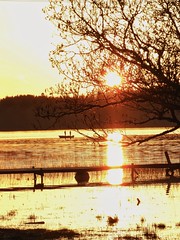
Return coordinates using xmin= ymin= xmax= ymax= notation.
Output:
xmin=41 ymin=0 xmax=180 ymax=143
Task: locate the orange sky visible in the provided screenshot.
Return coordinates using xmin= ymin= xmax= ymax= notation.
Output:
xmin=0 ymin=0 xmax=61 ymax=99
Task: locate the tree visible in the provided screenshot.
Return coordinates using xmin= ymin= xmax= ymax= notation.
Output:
xmin=40 ymin=0 xmax=180 ymax=143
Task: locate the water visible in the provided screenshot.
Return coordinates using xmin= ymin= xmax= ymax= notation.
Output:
xmin=0 ymin=128 xmax=179 ymax=239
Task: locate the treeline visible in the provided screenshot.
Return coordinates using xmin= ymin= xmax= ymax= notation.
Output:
xmin=0 ymin=95 xmax=172 ymax=131
xmin=0 ymin=95 xmax=45 ymax=131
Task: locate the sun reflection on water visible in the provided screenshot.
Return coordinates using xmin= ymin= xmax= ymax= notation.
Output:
xmin=0 ymin=129 xmax=179 ymax=239
xmin=106 ymin=132 xmax=124 ymax=185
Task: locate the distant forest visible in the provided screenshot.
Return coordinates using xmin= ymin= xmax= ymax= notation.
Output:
xmin=0 ymin=95 xmax=173 ymax=131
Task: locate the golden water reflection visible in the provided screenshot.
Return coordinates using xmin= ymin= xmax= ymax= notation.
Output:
xmin=106 ymin=133 xmax=124 ymax=184
xmin=1 ymin=184 xmax=179 ymax=240
xmin=0 ymin=129 xmax=179 ymax=239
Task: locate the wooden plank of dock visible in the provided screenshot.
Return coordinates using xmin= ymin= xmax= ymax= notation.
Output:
xmin=0 ymin=162 xmax=179 ymax=192
xmin=0 ymin=163 xmax=179 ymax=175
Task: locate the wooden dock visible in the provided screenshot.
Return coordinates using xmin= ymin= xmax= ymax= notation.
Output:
xmin=0 ymin=151 xmax=179 ymax=191
xmin=0 ymin=163 xmax=180 ymax=175
xmin=0 ymin=162 xmax=179 ymax=190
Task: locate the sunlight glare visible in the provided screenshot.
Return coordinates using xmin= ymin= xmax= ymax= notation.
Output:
xmin=107 ymin=169 xmax=123 ymax=185
xmin=107 ymin=132 xmax=123 ymax=143
xmin=104 ymin=71 xmax=122 ymax=87
xmin=106 ymin=141 xmax=124 ymax=185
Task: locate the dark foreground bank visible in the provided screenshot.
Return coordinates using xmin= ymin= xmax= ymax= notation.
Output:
xmin=0 ymin=228 xmax=80 ymax=240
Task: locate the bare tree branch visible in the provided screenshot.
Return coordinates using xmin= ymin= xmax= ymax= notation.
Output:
xmin=39 ymin=0 xmax=180 ymax=143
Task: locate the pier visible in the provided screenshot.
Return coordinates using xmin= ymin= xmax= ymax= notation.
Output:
xmin=0 ymin=163 xmax=179 ymax=191
xmin=0 ymin=152 xmax=179 ymax=191
xmin=0 ymin=163 xmax=180 ymax=175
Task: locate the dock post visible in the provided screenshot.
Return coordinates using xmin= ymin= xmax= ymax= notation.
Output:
xmin=33 ymin=173 xmax=37 ymax=188
xmin=131 ymin=164 xmax=135 ymax=182
xmin=40 ymin=169 xmax=44 ymax=191
xmin=33 ymin=167 xmax=44 ymax=191
xmin=32 ymin=167 xmax=37 ymax=189
xmin=165 ymin=151 xmax=174 ymax=177
xmin=131 ymin=163 xmax=138 ymax=183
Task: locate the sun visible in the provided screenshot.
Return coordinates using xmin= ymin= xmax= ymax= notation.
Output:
xmin=104 ymin=71 xmax=122 ymax=87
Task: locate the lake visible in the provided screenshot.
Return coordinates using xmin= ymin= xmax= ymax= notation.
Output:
xmin=0 ymin=128 xmax=179 ymax=239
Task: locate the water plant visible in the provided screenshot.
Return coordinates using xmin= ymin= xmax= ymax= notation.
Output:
xmin=143 ymin=228 xmax=158 ymax=239
xmin=0 ymin=210 xmax=17 ymax=221
xmin=119 ymin=236 xmax=140 ymax=240
xmin=153 ymin=223 xmax=166 ymax=230
xmin=107 ymin=215 xmax=119 ymax=226
xmin=27 ymin=214 xmax=37 ymax=222
xmin=7 ymin=210 xmax=17 ymax=218
xmin=96 ymin=215 xmax=102 ymax=221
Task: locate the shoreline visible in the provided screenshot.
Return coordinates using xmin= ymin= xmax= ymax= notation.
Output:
xmin=0 ymin=228 xmax=80 ymax=240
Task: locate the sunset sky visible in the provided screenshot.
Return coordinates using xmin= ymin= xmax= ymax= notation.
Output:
xmin=0 ymin=0 xmax=61 ymax=99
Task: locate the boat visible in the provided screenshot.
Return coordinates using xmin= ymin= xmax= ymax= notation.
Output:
xmin=59 ymin=135 xmax=74 ymax=139
xmin=59 ymin=131 xmax=74 ymax=139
